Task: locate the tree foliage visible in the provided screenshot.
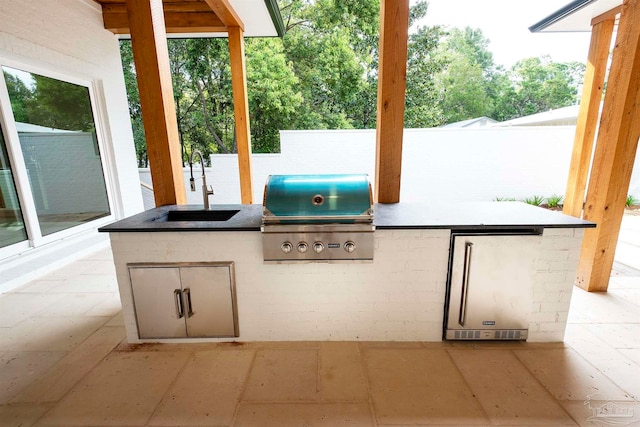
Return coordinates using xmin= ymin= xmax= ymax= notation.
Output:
xmin=4 ymin=70 xmax=95 ymax=132
xmin=120 ymin=0 xmax=586 ymax=165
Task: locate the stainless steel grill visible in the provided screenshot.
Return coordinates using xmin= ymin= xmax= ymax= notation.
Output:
xmin=261 ymin=174 xmax=374 ymax=262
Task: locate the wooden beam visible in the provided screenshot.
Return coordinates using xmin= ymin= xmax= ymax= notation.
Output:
xmin=591 ymin=5 xmax=622 ymax=26
xmin=228 ymin=26 xmax=253 ymax=204
xmin=576 ymin=0 xmax=640 ymax=292
xmin=375 ymin=0 xmax=409 ymax=203
xmin=102 ymin=7 xmax=225 ymax=34
xmin=125 ymin=0 xmax=186 ymax=206
xmin=563 ymin=17 xmax=615 ymax=218
xmin=203 ymin=0 xmax=243 ymax=29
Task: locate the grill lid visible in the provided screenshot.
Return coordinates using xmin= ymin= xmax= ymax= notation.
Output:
xmin=263 ymin=174 xmax=373 ymax=222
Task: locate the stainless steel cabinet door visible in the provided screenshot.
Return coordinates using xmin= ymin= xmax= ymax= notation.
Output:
xmin=129 ymin=267 xmax=187 ymax=339
xmin=447 ymin=235 xmax=540 ymax=332
xmin=180 ymin=266 xmax=236 ymax=337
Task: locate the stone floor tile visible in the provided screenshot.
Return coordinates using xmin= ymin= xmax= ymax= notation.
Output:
xmin=48 ymin=275 xmax=118 ymax=293
xmin=564 ymin=324 xmax=640 ymax=400
xmin=83 ymin=293 xmax=121 ymax=317
xmin=0 ymin=352 xmax=66 ymax=404
xmin=11 ymin=326 xmax=125 ymax=403
xmin=105 ymin=311 xmax=124 ymax=327
xmin=0 ymin=294 xmax=65 ymax=327
xmin=7 ymin=280 xmax=67 ymax=294
xmin=619 ymin=348 xmax=640 ymax=366
xmin=37 ymin=351 xmax=189 ymax=426
xmin=365 ymin=348 xmax=488 ymax=425
xmin=448 ymin=349 xmax=576 ymax=425
xmin=0 ymin=316 xmax=110 ymax=352
xmin=587 ymin=324 xmax=640 ymax=349
xmin=0 ymin=403 xmax=53 ymax=427
xmin=148 ymin=349 xmax=254 ymax=426
xmin=560 ymin=400 xmax=640 ymax=427
xmin=319 ymin=342 xmax=368 ymax=402
xmin=234 ymin=402 xmax=373 ymax=426
xmin=514 ymin=348 xmax=633 ymax=401
xmin=33 ymin=293 xmax=111 ymax=317
xmin=568 ymin=289 xmax=640 ymax=324
xmin=243 ymin=349 xmax=319 ymax=402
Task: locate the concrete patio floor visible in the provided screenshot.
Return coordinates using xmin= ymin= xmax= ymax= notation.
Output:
xmin=0 ymin=215 xmax=639 ymax=426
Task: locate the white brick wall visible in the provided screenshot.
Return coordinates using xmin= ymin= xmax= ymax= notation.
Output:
xmin=528 ymin=228 xmax=584 ymax=342
xmin=110 ymin=227 xmax=584 ymax=343
xmin=110 ymin=229 xmax=452 ymax=342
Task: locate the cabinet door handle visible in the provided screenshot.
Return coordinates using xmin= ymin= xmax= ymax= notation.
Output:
xmin=174 ymin=289 xmax=184 ymax=319
xmin=182 ymin=288 xmax=194 ymax=318
xmin=459 ymin=241 xmax=473 ymax=327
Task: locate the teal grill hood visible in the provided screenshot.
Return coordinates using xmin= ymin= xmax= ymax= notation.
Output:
xmin=263 ymin=174 xmax=373 ymax=221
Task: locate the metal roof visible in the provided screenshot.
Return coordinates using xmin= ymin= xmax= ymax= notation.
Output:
xmin=529 ymin=0 xmax=621 ymax=33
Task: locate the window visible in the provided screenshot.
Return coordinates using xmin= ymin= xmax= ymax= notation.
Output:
xmin=0 ymin=64 xmax=111 ymax=252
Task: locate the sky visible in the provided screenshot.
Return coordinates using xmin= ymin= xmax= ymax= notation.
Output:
xmin=416 ymin=0 xmax=594 ymax=68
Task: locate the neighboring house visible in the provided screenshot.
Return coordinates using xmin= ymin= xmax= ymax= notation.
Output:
xmin=495 ymin=105 xmax=582 ymax=127
xmin=441 ymin=117 xmax=498 ymax=128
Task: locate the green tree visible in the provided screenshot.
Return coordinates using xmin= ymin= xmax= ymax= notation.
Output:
xmin=119 ymin=41 xmax=148 ymax=167
xmin=433 ymin=27 xmax=497 ymax=124
xmin=3 ymin=72 xmax=33 ymax=124
xmin=493 ymin=56 xmax=584 ymax=121
xmin=246 ymin=38 xmax=302 ymax=152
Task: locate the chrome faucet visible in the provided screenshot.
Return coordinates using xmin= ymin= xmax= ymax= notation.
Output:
xmin=189 ymin=150 xmax=214 ymax=210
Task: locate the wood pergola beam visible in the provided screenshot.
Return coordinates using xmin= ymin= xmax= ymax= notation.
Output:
xmin=375 ymin=0 xmax=409 ymax=203
xmin=125 ymin=0 xmax=186 ymax=207
xmin=203 ymin=0 xmax=243 ymax=29
xmin=563 ymin=16 xmax=615 ymax=218
xmin=228 ymin=26 xmax=253 ymax=204
xmin=103 ymin=6 xmax=225 ymax=34
xmin=576 ymin=0 xmax=640 ymax=292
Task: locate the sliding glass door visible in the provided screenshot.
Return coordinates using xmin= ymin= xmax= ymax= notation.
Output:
xmin=0 ymin=124 xmax=27 ymax=248
xmin=0 ymin=64 xmax=111 ymax=253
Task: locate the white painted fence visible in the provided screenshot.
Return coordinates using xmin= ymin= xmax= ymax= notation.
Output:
xmin=139 ymin=127 xmax=640 ymax=208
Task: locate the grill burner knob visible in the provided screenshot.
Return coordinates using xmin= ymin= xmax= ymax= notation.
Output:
xmin=344 ymin=241 xmax=356 ymax=253
xmin=313 ymin=241 xmax=324 ymax=253
xmin=281 ymin=242 xmax=293 ymax=254
xmin=297 ymin=242 xmax=309 ymax=253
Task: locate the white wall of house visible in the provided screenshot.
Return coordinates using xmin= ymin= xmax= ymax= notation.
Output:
xmin=0 ymin=0 xmax=143 ymax=289
xmin=142 ymin=127 xmax=640 ymax=207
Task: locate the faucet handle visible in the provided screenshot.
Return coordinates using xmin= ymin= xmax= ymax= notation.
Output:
xmin=206 ymin=185 xmax=214 ymax=195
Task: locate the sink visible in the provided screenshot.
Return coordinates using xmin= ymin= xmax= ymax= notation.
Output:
xmin=163 ymin=209 xmax=240 ymax=222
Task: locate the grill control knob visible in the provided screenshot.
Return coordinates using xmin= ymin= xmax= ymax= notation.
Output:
xmin=297 ymin=242 xmax=309 ymax=253
xmin=281 ymin=242 xmax=293 ymax=254
xmin=344 ymin=241 xmax=356 ymax=253
xmin=313 ymin=241 xmax=324 ymax=253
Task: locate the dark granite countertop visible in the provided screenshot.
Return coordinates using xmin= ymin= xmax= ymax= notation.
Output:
xmin=99 ymin=202 xmax=595 ymax=233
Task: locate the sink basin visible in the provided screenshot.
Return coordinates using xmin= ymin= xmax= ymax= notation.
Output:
xmin=164 ymin=209 xmax=240 ymax=222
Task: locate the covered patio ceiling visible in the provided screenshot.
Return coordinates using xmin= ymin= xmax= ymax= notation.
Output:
xmin=94 ymin=0 xmax=284 ymax=36
xmin=531 ymin=0 xmax=639 ymax=293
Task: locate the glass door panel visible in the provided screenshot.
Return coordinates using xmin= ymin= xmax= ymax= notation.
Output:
xmin=0 ymin=124 xmax=27 ymax=248
xmin=3 ymin=67 xmax=110 ymax=236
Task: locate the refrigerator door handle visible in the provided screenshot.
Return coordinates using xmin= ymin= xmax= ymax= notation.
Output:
xmin=459 ymin=241 xmax=473 ymax=326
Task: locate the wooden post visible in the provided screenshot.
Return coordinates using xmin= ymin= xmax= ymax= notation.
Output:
xmin=576 ymin=0 xmax=640 ymax=292
xmin=563 ymin=17 xmax=615 ymax=218
xmin=228 ymin=26 xmax=254 ymax=204
xmin=375 ymin=0 xmax=409 ymax=203
xmin=125 ymin=0 xmax=186 ymax=206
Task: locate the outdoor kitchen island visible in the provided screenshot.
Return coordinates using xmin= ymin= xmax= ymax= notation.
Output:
xmin=100 ymin=202 xmax=594 ymax=344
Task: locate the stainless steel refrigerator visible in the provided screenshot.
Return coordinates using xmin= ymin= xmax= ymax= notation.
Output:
xmin=445 ymin=232 xmax=541 ymax=340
